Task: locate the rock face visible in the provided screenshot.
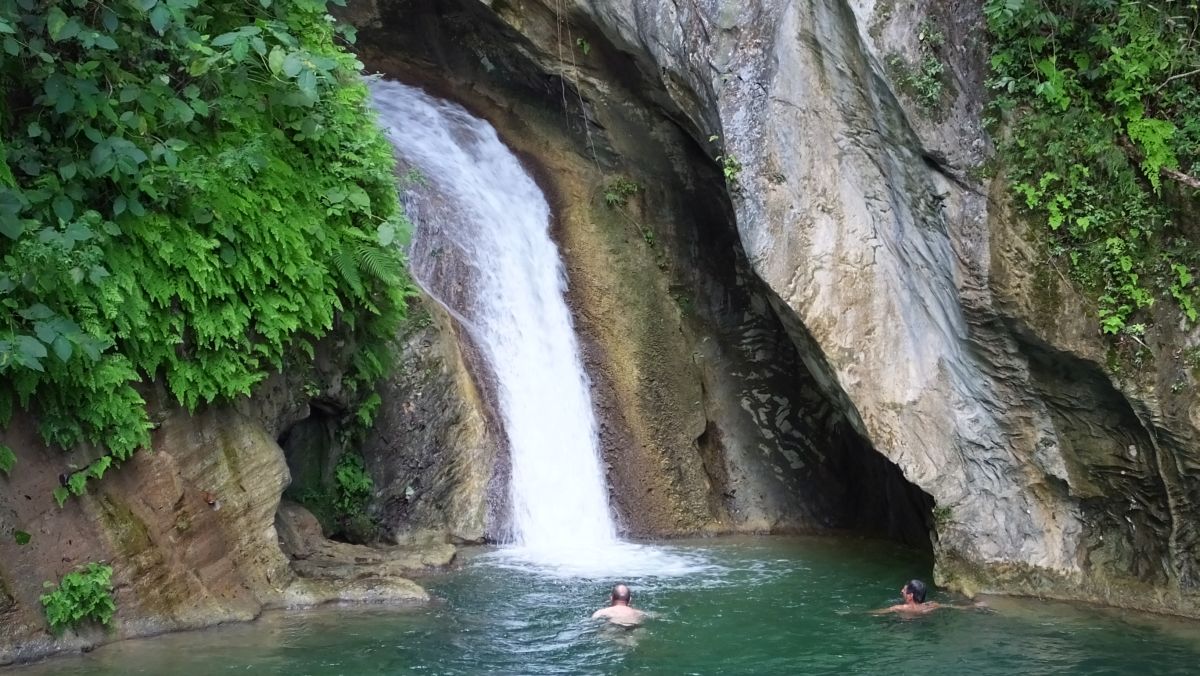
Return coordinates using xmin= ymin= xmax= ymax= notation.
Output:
xmin=353 ymin=0 xmax=1200 ymax=616
xmin=355 ymin=0 xmax=934 ymax=546
xmin=0 ymin=409 xmax=291 ymax=664
xmin=359 ymin=297 xmax=502 ymax=545
xmin=0 ymin=404 xmax=437 ymax=665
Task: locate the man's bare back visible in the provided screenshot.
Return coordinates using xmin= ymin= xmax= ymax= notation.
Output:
xmin=591 ymin=604 xmax=646 ymax=627
xmin=874 ymin=600 xmax=942 ymax=615
xmin=871 ymin=579 xmax=940 ymax=615
xmin=593 ymin=583 xmax=646 ymax=627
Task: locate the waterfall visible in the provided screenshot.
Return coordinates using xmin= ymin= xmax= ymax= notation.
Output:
xmin=369 ymin=79 xmax=711 ymax=578
xmin=368 ymin=79 xmax=618 ymax=556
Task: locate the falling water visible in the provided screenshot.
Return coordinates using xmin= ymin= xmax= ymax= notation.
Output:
xmin=369 ymin=79 xmax=710 ymax=578
xmin=369 ymin=79 xmax=618 ymax=555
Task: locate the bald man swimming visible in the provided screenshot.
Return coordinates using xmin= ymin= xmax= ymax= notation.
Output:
xmin=591 ymin=584 xmax=646 ymax=627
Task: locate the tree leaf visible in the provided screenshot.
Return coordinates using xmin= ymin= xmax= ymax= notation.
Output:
xmin=297 ymin=69 xmax=316 ymax=95
xmin=212 ymin=31 xmax=239 ymax=47
xmin=16 ymin=335 xmax=47 ymax=371
xmin=282 ymin=53 xmax=303 ymax=77
xmin=19 ymin=304 xmax=54 ymax=321
xmin=46 ymin=7 xmax=68 ymax=41
xmin=377 ymin=223 xmax=395 ymax=247
xmin=149 ymin=5 xmax=170 ymax=35
xmin=52 ymin=195 xmax=74 ymax=222
xmin=52 ymin=487 xmax=69 ymax=508
xmin=0 ymin=212 xmax=24 ymax=240
xmin=14 ymin=530 xmax=31 ymax=545
xmin=268 ymin=46 xmax=285 ymax=75
xmin=52 ymin=335 xmax=72 ymax=362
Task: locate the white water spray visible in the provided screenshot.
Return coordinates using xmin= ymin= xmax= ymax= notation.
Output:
xmin=369 ymin=80 xmax=615 ymax=547
xmin=369 ymin=80 xmax=710 ymax=578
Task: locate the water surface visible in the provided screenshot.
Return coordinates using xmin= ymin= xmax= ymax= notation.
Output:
xmin=15 ymin=537 xmax=1200 ymax=675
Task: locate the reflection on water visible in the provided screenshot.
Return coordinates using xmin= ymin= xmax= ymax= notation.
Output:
xmin=11 ymin=537 xmax=1200 ymax=675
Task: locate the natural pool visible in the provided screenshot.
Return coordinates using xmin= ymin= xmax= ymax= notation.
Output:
xmin=14 ymin=536 xmax=1200 ymax=675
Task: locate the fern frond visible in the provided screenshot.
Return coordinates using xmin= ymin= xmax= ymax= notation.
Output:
xmin=355 ymin=243 xmax=402 ymax=284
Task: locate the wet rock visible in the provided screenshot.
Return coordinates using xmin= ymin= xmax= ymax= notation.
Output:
xmin=276 ymin=500 xmax=456 ymax=579
xmin=274 ymin=501 xmax=449 ymax=606
xmin=360 ymin=296 xmax=502 ymax=544
xmin=0 ymin=409 xmax=294 ymax=665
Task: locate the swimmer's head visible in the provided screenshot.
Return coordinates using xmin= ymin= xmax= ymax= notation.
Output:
xmin=902 ymin=579 xmax=927 ymax=603
xmin=611 ymin=584 xmax=632 ymax=604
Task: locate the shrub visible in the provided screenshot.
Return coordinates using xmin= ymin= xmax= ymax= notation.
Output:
xmin=985 ymin=0 xmax=1200 ymax=336
xmin=334 ymin=451 xmax=374 ymax=517
xmin=40 ymin=563 xmax=115 ymax=634
xmin=602 ymin=176 xmax=641 ymax=207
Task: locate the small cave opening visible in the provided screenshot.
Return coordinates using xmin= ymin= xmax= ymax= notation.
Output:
xmin=276 ymin=400 xmax=370 ymax=544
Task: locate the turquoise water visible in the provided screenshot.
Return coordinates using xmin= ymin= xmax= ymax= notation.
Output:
xmin=14 ymin=536 xmax=1200 ymax=675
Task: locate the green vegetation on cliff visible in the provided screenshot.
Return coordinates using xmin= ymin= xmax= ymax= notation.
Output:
xmin=0 ymin=0 xmax=409 ymax=498
xmin=40 ymin=562 xmax=115 ymax=633
xmin=985 ymin=0 xmax=1200 ymax=337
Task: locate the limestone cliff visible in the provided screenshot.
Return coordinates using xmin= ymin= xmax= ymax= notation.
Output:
xmin=350 ymin=0 xmax=1200 ymax=616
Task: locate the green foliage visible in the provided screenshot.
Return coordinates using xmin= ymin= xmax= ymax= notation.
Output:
xmin=888 ymin=54 xmax=945 ymax=110
xmin=602 ymin=176 xmax=640 ymax=208
xmin=291 ymin=448 xmax=375 ymax=539
xmin=40 ymin=562 xmax=115 ymax=634
xmin=641 ymin=226 xmax=656 ymax=247
xmin=333 ymin=451 xmax=372 ymax=517
xmin=0 ymin=443 xmax=13 ymax=475
xmin=0 ymin=0 xmax=411 ymax=495
xmin=932 ymin=505 xmax=953 ymax=527
xmin=575 ymin=37 xmax=590 ymax=56
xmin=354 ymin=391 xmax=382 ymax=428
xmin=708 ymin=136 xmax=742 ymax=186
xmin=13 ymin=529 xmax=31 ymax=545
xmin=985 ymin=0 xmax=1200 ymax=335
xmin=887 ymin=19 xmax=947 ymax=110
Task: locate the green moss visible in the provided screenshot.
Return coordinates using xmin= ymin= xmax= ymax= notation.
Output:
xmin=1031 ymin=258 xmax=1064 ymax=329
xmin=97 ymin=494 xmax=153 ymax=558
xmin=869 ymin=0 xmax=895 ymax=40
xmin=220 ymin=438 xmax=244 ymax=484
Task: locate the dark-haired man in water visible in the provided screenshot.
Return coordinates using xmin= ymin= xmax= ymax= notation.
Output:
xmin=591 ymin=584 xmax=646 ymax=627
xmin=873 ymin=579 xmax=942 ymax=615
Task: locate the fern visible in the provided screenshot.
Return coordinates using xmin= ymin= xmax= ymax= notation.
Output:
xmin=0 ymin=0 xmax=411 ymax=498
